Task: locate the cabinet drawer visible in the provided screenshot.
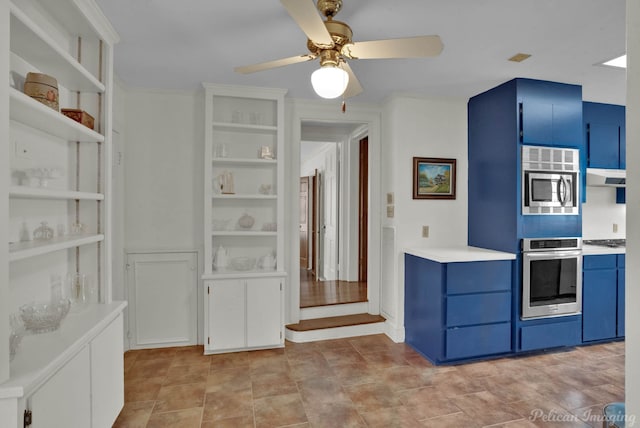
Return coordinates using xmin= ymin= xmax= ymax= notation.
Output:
xmin=583 ymin=254 xmax=617 ymax=270
xmin=446 ymin=261 xmax=511 ymax=294
xmin=446 ymin=292 xmax=511 ymax=327
xmin=520 ymin=319 xmax=581 ymax=351
xmin=617 ymin=254 xmax=625 ymax=268
xmin=446 ymin=323 xmax=511 ymax=360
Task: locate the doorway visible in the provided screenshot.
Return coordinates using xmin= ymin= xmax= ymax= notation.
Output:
xmin=299 ymin=124 xmax=369 ymax=308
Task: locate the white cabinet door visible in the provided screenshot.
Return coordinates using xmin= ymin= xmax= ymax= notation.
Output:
xmin=247 ymin=278 xmax=283 ymax=348
xmin=91 ymin=314 xmax=124 ymax=428
xmin=127 ymin=252 xmax=198 ymax=348
xmin=29 ymin=347 xmax=91 ymax=428
xmin=208 ymin=279 xmax=245 ymax=351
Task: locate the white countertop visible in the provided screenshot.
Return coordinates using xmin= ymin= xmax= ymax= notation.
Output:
xmin=405 ymin=246 xmax=516 ymax=263
xmin=0 ymin=301 xmax=127 ymax=399
xmin=582 ymin=245 xmax=626 ymax=255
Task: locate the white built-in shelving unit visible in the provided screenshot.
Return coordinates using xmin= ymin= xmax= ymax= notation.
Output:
xmin=202 ymin=83 xmax=287 ymax=353
xmin=1 ymin=0 xmax=125 ymax=426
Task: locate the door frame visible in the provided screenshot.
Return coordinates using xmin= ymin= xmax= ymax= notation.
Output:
xmin=299 ymin=176 xmax=310 ymax=268
xmin=359 ymin=136 xmax=369 ymax=282
xmin=287 ymin=100 xmax=382 ymax=324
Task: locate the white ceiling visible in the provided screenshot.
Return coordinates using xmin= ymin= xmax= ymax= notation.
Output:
xmin=95 ymin=0 xmax=627 ymax=105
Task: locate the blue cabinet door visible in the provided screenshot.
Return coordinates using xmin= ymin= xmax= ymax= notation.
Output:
xmin=582 ymin=269 xmax=617 ymax=342
xmin=617 ymin=267 xmax=625 ymax=337
xmin=583 ymin=102 xmax=625 ymax=169
xmin=588 ymin=123 xmax=620 ymax=168
xmin=519 ymin=80 xmax=582 ymax=147
xmin=446 ymin=323 xmax=511 ymax=360
xmin=446 ymin=292 xmax=511 ymax=327
xmin=619 ymin=120 xmax=626 ymax=169
xmin=520 ymin=318 xmax=581 ymax=351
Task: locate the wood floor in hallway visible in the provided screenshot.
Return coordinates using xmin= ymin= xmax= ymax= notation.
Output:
xmin=300 ymin=269 xmax=367 ymax=308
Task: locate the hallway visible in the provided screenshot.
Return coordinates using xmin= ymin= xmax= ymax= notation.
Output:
xmin=300 ymin=269 xmax=367 ymax=308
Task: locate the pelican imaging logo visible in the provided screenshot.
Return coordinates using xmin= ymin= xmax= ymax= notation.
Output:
xmin=528 ymin=408 xmax=635 ymax=425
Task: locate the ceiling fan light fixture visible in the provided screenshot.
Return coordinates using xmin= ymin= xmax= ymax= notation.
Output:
xmin=311 ymin=65 xmax=349 ymax=99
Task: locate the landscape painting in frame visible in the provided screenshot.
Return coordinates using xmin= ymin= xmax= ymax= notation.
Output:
xmin=413 ymin=157 xmax=457 ymax=199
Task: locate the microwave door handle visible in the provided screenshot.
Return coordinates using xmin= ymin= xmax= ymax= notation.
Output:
xmin=557 ymin=177 xmax=566 ymax=205
xmin=562 ymin=177 xmax=571 ymax=205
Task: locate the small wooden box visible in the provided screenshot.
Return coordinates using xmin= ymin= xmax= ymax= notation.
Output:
xmin=61 ymin=109 xmax=95 ymax=130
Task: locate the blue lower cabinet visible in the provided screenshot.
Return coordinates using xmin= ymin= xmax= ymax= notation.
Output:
xmin=618 ymin=267 xmax=625 ymax=337
xmin=583 ymin=269 xmax=617 ymax=342
xmin=405 ymin=255 xmax=513 ymax=364
xmin=446 ymin=323 xmax=511 ymax=360
xmin=581 ymin=254 xmax=624 ymax=343
xmin=520 ymin=318 xmax=581 ymax=351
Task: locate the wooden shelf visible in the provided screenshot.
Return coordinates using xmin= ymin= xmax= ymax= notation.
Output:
xmin=212 ymin=122 xmax=277 ymax=134
xmin=9 ymin=4 xmax=105 ymax=93
xmin=211 ymin=231 xmax=277 ymax=237
xmin=10 ymin=88 xmax=104 ymax=142
xmin=9 ymin=234 xmax=105 ymax=262
xmin=212 ymin=158 xmax=277 ymax=166
xmin=212 ymin=194 xmax=277 ymax=200
xmin=10 ymin=186 xmax=104 ymax=201
xmin=202 ymin=271 xmax=285 ymax=280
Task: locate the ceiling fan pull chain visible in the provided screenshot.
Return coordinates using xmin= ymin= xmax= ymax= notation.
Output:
xmin=341 ymin=100 xmax=346 ymax=113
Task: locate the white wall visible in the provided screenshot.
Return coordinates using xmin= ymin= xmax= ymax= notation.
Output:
xmin=582 ymin=187 xmax=626 ymax=238
xmin=626 ymin=0 xmax=639 ymax=422
xmin=381 ymin=94 xmax=468 ymax=335
xmin=123 ymin=89 xmax=203 ymax=251
xmin=0 ymin=0 xmax=10 ymax=383
xmin=121 ymin=88 xmax=204 ymax=344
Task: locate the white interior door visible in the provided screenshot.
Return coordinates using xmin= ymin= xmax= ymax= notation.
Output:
xmin=316 ymin=170 xmax=325 ymax=280
xmin=127 ymin=251 xmax=198 ymax=348
xmin=323 ymin=145 xmax=339 ymax=280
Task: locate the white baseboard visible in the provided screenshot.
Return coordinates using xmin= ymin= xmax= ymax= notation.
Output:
xmin=384 ymin=321 xmax=405 ymax=343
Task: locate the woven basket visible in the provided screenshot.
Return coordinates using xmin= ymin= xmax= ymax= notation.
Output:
xmin=24 ymin=72 xmax=59 ymax=111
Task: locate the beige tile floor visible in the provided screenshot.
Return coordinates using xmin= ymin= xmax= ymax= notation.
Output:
xmin=114 ymin=335 xmax=625 ymax=428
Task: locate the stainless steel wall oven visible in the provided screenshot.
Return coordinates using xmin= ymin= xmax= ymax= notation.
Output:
xmin=521 ymin=238 xmax=582 ymax=319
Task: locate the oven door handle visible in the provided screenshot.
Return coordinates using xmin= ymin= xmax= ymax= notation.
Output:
xmin=524 ymin=250 xmax=583 ymax=259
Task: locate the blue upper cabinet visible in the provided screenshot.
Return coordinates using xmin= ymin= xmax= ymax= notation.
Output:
xmin=519 ymin=80 xmax=583 ymax=148
xmin=468 ymin=78 xmax=582 ymax=253
xmin=583 ymin=102 xmax=626 ymax=169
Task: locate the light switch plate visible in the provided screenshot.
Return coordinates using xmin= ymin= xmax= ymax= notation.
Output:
xmin=387 ymin=205 xmax=394 ymax=218
xmin=387 ymin=192 xmax=394 ymax=204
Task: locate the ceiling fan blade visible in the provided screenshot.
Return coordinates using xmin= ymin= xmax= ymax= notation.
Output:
xmin=342 ymin=35 xmax=443 ymax=59
xmin=339 ymin=62 xmax=363 ymax=99
xmin=280 ymin=0 xmax=334 ymax=48
xmin=234 ymin=54 xmax=315 ymax=74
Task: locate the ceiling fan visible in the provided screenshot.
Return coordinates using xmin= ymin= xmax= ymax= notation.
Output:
xmin=234 ymin=0 xmax=443 ymax=100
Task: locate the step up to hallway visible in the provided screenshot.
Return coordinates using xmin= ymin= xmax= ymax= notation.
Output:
xmin=285 ymin=313 xmax=386 ymax=343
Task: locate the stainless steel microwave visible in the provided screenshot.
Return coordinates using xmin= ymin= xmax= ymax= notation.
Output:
xmin=522 ymin=145 xmax=580 ymax=215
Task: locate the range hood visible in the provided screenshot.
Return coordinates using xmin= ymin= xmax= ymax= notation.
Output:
xmin=586 ymin=168 xmax=626 ymax=187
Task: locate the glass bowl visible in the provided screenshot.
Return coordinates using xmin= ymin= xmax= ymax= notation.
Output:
xmin=230 ymin=257 xmax=256 ymax=271
xmin=9 ymin=314 xmax=24 ymax=361
xmin=20 ymin=299 xmax=71 ymax=334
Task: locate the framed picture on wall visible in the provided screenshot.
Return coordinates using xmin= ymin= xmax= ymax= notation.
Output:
xmin=412 ymin=157 xmax=457 ymax=200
